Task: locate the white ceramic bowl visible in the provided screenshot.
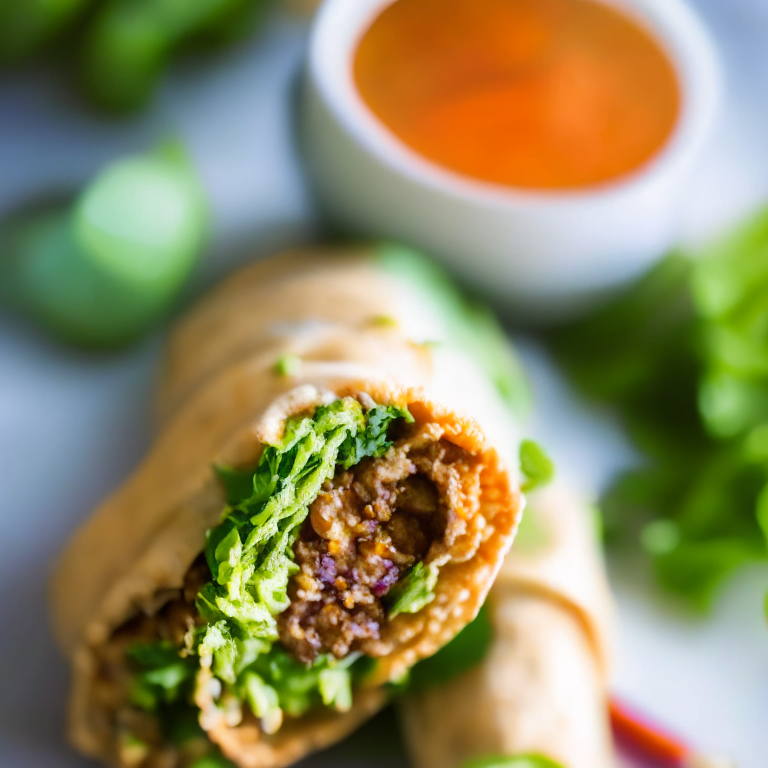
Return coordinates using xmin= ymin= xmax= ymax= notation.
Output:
xmin=301 ymin=0 xmax=721 ymax=321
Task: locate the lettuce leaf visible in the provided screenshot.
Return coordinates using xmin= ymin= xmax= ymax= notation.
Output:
xmin=128 ymin=641 xmax=198 ymax=712
xmin=339 ymin=403 xmax=414 ymax=469
xmin=126 ymin=640 xmax=204 ymax=747
xmin=245 ymin=646 xmax=360 ymax=719
xmin=201 ymin=398 xmax=411 ymax=706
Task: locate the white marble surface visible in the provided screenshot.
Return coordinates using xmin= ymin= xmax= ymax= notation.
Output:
xmin=0 ymin=2 xmax=766 ymax=766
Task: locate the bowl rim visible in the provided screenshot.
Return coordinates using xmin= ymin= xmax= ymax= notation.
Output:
xmin=307 ymin=0 xmax=722 ymax=211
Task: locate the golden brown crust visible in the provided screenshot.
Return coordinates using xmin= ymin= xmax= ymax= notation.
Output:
xmin=496 ymin=485 xmax=614 ymax=674
xmin=401 ymin=593 xmax=613 ymax=768
xmin=155 ymin=248 xmax=402 ymax=424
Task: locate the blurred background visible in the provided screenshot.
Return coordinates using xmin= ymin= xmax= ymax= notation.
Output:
xmin=1 ymin=1 xmax=767 ymax=766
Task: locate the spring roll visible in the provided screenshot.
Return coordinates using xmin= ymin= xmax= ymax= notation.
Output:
xmin=51 ymin=245 xmax=526 ymax=768
xmin=401 ymin=484 xmax=615 ymax=768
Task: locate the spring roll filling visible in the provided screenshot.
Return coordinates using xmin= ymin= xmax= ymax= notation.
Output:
xmin=90 ymin=397 xmax=485 ymax=766
xmin=92 ymin=562 xmax=211 ymax=768
xmin=279 ymin=421 xmax=479 ymax=663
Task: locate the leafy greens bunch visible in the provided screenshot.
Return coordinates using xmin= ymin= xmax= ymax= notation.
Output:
xmin=548 ymin=209 xmax=768 ymax=610
xmin=0 ymin=0 xmax=268 ymax=114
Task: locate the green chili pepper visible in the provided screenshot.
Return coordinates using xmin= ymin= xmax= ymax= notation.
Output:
xmin=0 ymin=142 xmax=208 ymax=349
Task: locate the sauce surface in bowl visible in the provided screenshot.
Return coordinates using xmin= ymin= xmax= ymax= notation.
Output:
xmin=353 ymin=0 xmax=681 ymax=191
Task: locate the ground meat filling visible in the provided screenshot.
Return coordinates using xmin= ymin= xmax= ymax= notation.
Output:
xmin=278 ymin=421 xmax=483 ymax=664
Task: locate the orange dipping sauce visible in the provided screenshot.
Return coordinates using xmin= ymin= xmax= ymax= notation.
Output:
xmin=353 ymin=0 xmax=681 ymax=191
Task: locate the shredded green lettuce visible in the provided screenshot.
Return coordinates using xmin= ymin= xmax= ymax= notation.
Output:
xmin=241 ymin=647 xmax=360 ymax=723
xmin=128 ymin=641 xmax=198 ymax=713
xmin=127 ymin=641 xmax=204 ymax=747
xmin=548 ymin=207 xmax=768 ymax=610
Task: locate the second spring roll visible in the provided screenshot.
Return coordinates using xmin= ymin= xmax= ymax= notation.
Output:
xmin=51 ymin=245 xmax=526 ymax=768
xmin=402 ymin=484 xmax=614 ymax=768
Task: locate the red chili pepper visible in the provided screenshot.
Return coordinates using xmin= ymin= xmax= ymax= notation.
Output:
xmin=609 ymin=697 xmax=689 ymax=767
xmin=609 ymin=698 xmax=733 ymax=768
